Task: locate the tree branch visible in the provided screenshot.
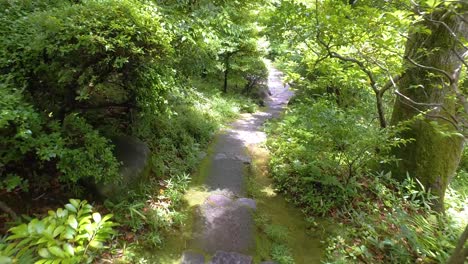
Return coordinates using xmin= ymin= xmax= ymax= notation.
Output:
xmin=404 ymin=56 xmax=454 ymax=85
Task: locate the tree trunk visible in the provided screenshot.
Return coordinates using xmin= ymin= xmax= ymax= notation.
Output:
xmin=223 ymin=55 xmax=230 ymax=93
xmin=390 ymin=7 xmax=467 ymax=212
xmin=448 ymin=224 xmax=468 ymax=264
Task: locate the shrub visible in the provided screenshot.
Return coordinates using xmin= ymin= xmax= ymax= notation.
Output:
xmin=0 ymin=199 xmax=116 ymax=264
xmin=0 ymin=0 xmax=173 ymax=191
xmin=266 ymin=98 xmax=407 ymax=215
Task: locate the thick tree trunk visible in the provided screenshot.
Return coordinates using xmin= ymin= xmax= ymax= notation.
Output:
xmin=390 ymin=7 xmax=467 ymax=212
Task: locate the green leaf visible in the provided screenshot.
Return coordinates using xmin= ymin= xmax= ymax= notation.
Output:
xmin=56 ymin=208 xmax=68 ymax=218
xmin=47 ymin=246 xmax=65 ymax=258
xmin=7 ymin=224 xmax=28 ymax=240
xmin=64 ymin=203 xmax=77 ymax=213
xmin=0 ymin=256 xmax=12 ymax=264
xmin=88 ymin=240 xmax=103 ymax=249
xmin=61 ymin=227 xmax=75 ymax=240
xmin=92 ymin=213 xmax=101 ymax=223
xmin=69 ymin=199 xmax=80 ymax=209
xmin=67 ymin=215 xmax=78 ymax=230
xmin=52 ymin=226 xmax=65 ymax=238
xmin=62 ymin=243 xmax=74 ymax=256
xmin=38 ymin=248 xmax=51 ymax=258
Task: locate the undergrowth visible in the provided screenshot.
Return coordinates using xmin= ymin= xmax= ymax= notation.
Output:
xmin=266 ymin=96 xmax=467 ymax=263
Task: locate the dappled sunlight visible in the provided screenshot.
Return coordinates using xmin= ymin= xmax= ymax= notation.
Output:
xmin=260 ymin=185 xmax=277 ymax=197
xmin=184 ymin=187 xmax=212 ymax=208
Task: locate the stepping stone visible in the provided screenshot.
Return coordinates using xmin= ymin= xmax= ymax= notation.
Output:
xmin=234 ymin=155 xmax=252 ymax=164
xmin=181 ymin=251 xmax=205 ymax=264
xmin=210 ymin=251 xmax=252 ymax=264
xmin=235 ymin=198 xmax=256 ymax=210
xmin=205 ymin=194 xmax=232 ymax=207
xmin=192 ymin=195 xmax=255 ymax=254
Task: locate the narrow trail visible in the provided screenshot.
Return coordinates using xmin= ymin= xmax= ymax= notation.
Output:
xmin=180 ymin=65 xmax=303 ymax=264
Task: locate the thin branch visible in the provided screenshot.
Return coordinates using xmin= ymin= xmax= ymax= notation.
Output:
xmin=381 ymin=74 xmax=404 ymax=95
xmin=452 ymin=48 xmax=468 ymax=70
xmin=329 ymin=52 xmax=378 ymax=92
xmin=404 ymin=56 xmax=454 ymax=85
xmin=425 ymin=15 xmax=468 ymax=52
xmin=394 ymin=89 xmax=443 ymax=107
xmin=395 ymin=89 xmax=460 ymax=129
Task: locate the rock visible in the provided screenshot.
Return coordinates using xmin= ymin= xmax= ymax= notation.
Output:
xmin=210 ymin=251 xmax=252 ymax=264
xmin=259 ymin=261 xmax=278 ymax=264
xmin=181 ymin=251 xmax=205 ymax=264
xmin=97 ymin=136 xmax=151 ymax=198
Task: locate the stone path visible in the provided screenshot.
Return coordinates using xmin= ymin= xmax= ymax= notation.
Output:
xmin=182 ymin=65 xmax=293 ymax=264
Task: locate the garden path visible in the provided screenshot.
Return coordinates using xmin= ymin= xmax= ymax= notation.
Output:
xmin=182 ymin=64 xmax=293 ymax=264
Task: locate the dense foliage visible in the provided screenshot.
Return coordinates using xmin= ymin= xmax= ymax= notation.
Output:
xmin=1 ymin=0 xmax=467 ymax=263
xmin=264 ymin=0 xmax=467 ymax=263
xmin=0 ymin=0 xmax=267 ymax=261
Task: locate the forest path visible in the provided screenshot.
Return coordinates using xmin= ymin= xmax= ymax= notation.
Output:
xmin=181 ymin=64 xmax=293 ymax=264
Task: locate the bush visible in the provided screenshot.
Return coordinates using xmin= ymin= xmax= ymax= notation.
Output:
xmin=266 ymin=98 xmax=406 ymax=215
xmin=0 ymin=0 xmax=173 ymax=192
xmin=0 ymin=199 xmax=116 ymax=264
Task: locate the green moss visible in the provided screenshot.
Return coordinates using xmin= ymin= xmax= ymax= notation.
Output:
xmin=247 ymin=145 xmax=329 ymax=264
xmin=391 ymin=119 xmax=464 ymax=211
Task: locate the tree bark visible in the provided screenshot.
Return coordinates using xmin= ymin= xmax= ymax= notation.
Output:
xmin=448 ymin=224 xmax=468 ymax=264
xmin=223 ymin=54 xmax=230 ymax=93
xmin=390 ymin=6 xmax=467 ymax=212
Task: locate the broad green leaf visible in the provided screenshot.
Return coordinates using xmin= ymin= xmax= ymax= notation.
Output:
xmin=67 ymin=215 xmax=78 ymax=230
xmin=52 ymin=226 xmax=65 ymax=238
xmin=7 ymin=224 xmax=28 ymax=240
xmin=61 ymin=227 xmax=75 ymax=240
xmin=64 ymin=203 xmax=77 ymax=213
xmin=38 ymin=248 xmax=50 ymax=258
xmin=62 ymin=243 xmax=74 ymax=256
xmin=47 ymin=246 xmax=65 ymax=258
xmin=69 ymin=199 xmax=80 ymax=209
xmin=92 ymin=213 xmax=101 ymax=223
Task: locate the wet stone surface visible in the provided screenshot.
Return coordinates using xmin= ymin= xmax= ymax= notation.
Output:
xmin=210 ymin=251 xmax=253 ymax=264
xmin=183 ymin=66 xmax=293 ymax=262
xmin=181 ymin=251 xmax=205 ymax=264
xmin=192 ymin=195 xmax=256 ymax=254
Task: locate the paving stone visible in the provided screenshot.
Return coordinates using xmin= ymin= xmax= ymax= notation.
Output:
xmin=205 ymin=194 xmax=232 ymax=207
xmin=181 ymin=251 xmax=205 ymax=264
xmin=193 ymin=196 xmax=255 ymax=254
xmin=210 ymin=251 xmax=252 ymax=264
xmin=235 ymin=198 xmax=256 ymax=210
